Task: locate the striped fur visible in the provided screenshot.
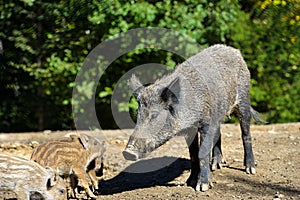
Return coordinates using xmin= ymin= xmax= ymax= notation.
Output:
xmin=0 ymin=154 xmax=66 ymax=200
xmin=31 ymin=133 xmax=105 ymax=199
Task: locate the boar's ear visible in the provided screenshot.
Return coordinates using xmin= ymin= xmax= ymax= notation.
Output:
xmin=160 ymin=77 xmax=180 ymax=105
xmin=128 ymin=74 xmax=144 ymax=96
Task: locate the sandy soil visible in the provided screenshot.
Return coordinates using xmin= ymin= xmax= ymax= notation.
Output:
xmin=0 ymin=123 xmax=299 ymax=200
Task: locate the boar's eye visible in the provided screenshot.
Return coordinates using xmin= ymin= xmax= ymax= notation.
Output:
xmin=150 ymin=112 xmax=159 ymax=120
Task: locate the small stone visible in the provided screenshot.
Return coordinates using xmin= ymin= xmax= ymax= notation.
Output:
xmin=274 ymin=192 xmax=285 ymax=199
xmin=43 ymin=130 xmax=51 ymax=134
xmin=288 ymin=135 xmax=295 ymax=140
xmin=233 ymin=158 xmax=242 ymax=162
xmin=226 ymin=183 xmax=235 ymax=187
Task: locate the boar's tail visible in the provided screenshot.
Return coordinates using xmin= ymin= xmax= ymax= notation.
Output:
xmin=250 ymin=107 xmax=268 ymax=124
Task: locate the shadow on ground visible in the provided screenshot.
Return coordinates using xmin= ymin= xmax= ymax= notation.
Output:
xmin=224 ymin=173 xmax=300 ymax=197
xmin=98 ymin=157 xmax=190 ymax=195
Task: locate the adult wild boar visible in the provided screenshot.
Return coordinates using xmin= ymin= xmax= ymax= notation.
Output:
xmin=123 ymin=44 xmax=264 ymax=191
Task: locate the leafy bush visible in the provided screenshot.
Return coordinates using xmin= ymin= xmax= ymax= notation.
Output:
xmin=0 ymin=0 xmax=299 ymax=131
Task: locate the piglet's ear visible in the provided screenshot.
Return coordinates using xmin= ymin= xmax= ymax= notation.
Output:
xmin=78 ymin=134 xmax=90 ymax=149
xmin=69 ymin=133 xmax=89 ymax=149
xmin=45 ymin=167 xmax=57 ymax=188
xmin=128 ymin=74 xmax=144 ymax=96
xmin=160 ymin=77 xmax=180 ymax=105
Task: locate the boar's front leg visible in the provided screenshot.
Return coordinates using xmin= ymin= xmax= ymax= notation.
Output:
xmin=196 ymin=123 xmax=220 ymax=191
xmin=186 ymin=130 xmax=199 ymax=187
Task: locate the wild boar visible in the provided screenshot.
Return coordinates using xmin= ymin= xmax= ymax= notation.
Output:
xmin=123 ymin=44 xmax=264 ymax=191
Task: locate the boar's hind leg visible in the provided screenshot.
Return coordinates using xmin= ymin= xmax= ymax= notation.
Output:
xmin=236 ymin=102 xmax=256 ymax=174
xmin=186 ymin=130 xmax=199 ymax=187
xmin=211 ymin=127 xmax=224 ymax=171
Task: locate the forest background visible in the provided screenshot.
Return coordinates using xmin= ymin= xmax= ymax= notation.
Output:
xmin=0 ymin=0 xmax=299 ymax=132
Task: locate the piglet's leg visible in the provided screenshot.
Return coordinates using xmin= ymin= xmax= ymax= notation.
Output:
xmin=73 ymin=167 xmax=97 ymax=199
xmin=88 ymin=169 xmax=100 ymax=190
xmin=66 ymin=176 xmax=76 ymax=198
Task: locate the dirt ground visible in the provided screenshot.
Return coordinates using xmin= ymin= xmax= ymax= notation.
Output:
xmin=0 ymin=123 xmax=299 ymax=200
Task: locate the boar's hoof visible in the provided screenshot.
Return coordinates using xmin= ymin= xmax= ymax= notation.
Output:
xmin=123 ymin=150 xmax=138 ymax=161
xmin=211 ymin=161 xmax=222 ymax=171
xmin=211 ymin=157 xmax=226 ymax=171
xmin=245 ymin=166 xmax=256 ymax=174
xmin=196 ymin=183 xmax=209 ymax=192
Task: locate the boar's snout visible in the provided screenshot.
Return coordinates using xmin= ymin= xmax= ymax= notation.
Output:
xmin=123 ymin=149 xmax=139 ymax=161
xmin=123 ymin=134 xmax=154 ymax=161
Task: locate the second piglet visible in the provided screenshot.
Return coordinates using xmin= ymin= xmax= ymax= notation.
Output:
xmin=31 ymin=133 xmax=106 ymax=199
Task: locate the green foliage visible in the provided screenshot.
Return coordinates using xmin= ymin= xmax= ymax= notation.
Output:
xmin=0 ymin=0 xmax=299 ymax=131
xmin=242 ymin=0 xmax=300 ymax=122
